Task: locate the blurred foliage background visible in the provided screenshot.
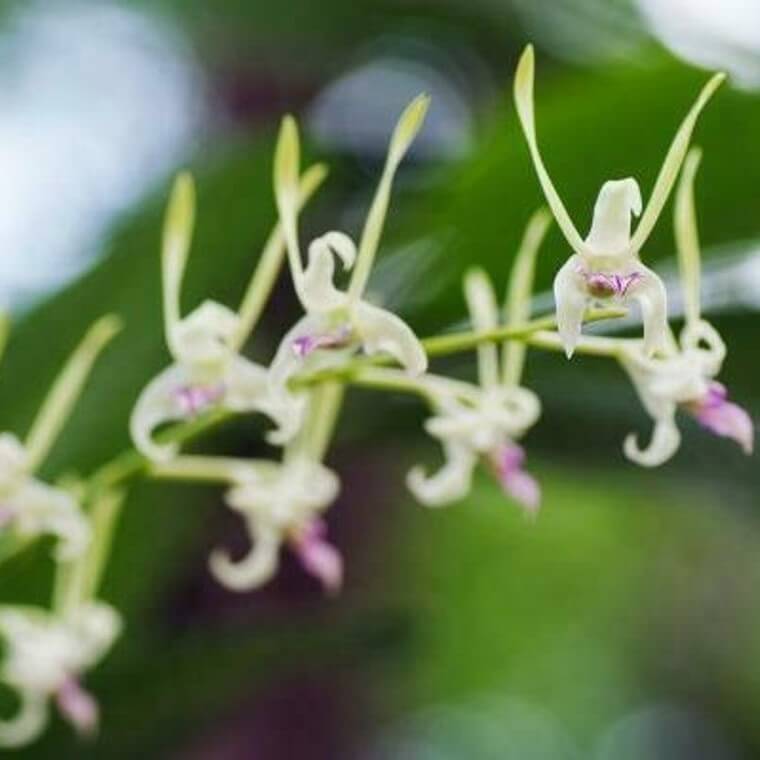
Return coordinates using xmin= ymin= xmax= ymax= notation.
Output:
xmin=0 ymin=0 xmax=759 ymax=757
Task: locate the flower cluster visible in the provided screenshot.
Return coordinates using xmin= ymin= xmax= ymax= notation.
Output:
xmin=0 ymin=44 xmax=753 ymax=748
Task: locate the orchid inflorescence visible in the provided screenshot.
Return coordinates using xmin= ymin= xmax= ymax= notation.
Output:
xmin=0 ymin=45 xmax=752 ymax=747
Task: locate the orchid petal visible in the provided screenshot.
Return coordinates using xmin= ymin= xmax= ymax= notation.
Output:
xmin=354 ymin=300 xmax=427 ymax=375
xmin=553 ymin=255 xmax=587 ymax=358
xmin=627 ymin=264 xmax=668 ymax=357
xmin=209 ymin=522 xmax=281 ymax=591
xmin=503 ymin=207 xmax=552 ymax=385
xmin=13 ymin=481 xmax=90 ymax=561
xmin=623 ymin=416 xmax=682 ymax=467
xmin=129 ymin=364 xmax=194 ymax=462
xmin=170 ymin=300 xmax=240 ymax=372
xmin=291 ymin=519 xmax=343 ymax=594
xmin=693 ymin=384 xmax=754 ymax=454
xmin=300 ymin=232 xmax=355 ymax=313
xmin=679 ymin=319 xmax=725 ymax=375
xmin=674 ymin=147 xmax=703 ymax=325
xmin=233 ymin=161 xmax=329 ymax=349
xmin=514 ymin=45 xmax=587 ymax=256
xmin=348 ymin=94 xmax=430 ymax=300
xmin=585 ymin=178 xmax=642 ymax=254
xmin=162 ymin=172 xmax=196 ymax=347
xmin=0 ymin=690 xmax=48 ymax=748
xmin=24 ymin=315 xmax=121 ymax=473
xmin=464 ymin=268 xmax=499 ymax=388
xmin=407 ymin=441 xmax=477 ymax=507
xmin=629 ymin=72 xmax=725 ymax=255
xmin=274 ymin=115 xmax=305 ymax=284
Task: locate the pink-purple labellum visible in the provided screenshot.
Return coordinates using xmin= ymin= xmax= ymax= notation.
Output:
xmin=581 ymin=270 xmax=642 ymax=299
xmin=490 ymin=443 xmax=541 ymax=514
xmin=688 ymin=381 xmax=754 ymax=454
xmin=290 ymin=518 xmax=343 ymax=594
xmin=291 ymin=326 xmax=353 ymax=358
xmin=56 ymin=677 xmax=98 ymax=737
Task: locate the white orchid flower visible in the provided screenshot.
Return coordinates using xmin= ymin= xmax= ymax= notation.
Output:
xmin=0 ymin=602 xmax=121 ymax=747
xmin=514 ymin=44 xmax=725 ymax=358
xmin=407 ymin=210 xmax=551 ymax=513
xmin=154 ymin=454 xmax=342 ymax=593
xmin=0 ymin=316 xmax=119 ymax=558
xmin=269 ymin=96 xmax=429 ymax=394
xmin=620 ymin=149 xmax=752 ymax=466
xmin=130 ymin=163 xmax=327 ymax=462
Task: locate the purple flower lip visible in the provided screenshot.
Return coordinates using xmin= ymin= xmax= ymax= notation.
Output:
xmin=175 ymin=383 xmax=225 ymax=416
xmin=290 ymin=518 xmax=343 ymax=594
xmin=56 ymin=677 xmax=98 ymax=737
xmin=489 ymin=442 xmax=541 ymax=515
xmin=291 ymin=326 xmax=353 ymax=358
xmin=688 ymin=381 xmax=754 ymax=454
xmin=579 ymin=269 xmax=642 ymax=298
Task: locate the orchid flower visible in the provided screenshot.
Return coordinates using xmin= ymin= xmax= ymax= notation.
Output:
xmin=0 ymin=316 xmax=119 ymax=558
xmin=514 ymin=44 xmax=725 ymax=358
xmin=619 ymin=149 xmax=753 ymax=466
xmin=407 ymin=210 xmax=551 ymax=514
xmin=269 ymin=96 xmax=429 ymax=395
xmin=0 ymin=602 xmax=121 ymax=747
xmin=130 ymin=162 xmax=327 ymax=462
xmin=154 ymin=454 xmax=342 ymax=593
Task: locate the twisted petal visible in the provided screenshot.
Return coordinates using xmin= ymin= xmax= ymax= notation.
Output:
xmin=300 ymin=232 xmax=355 ymax=313
xmin=585 ymin=179 xmax=642 ymax=254
xmin=679 ymin=319 xmax=725 ymax=376
xmin=226 ymin=357 xmax=305 ymax=446
xmin=513 ymin=45 xmax=587 ymax=256
xmin=354 ymin=301 xmax=427 ymax=375
xmin=129 ymin=364 xmax=193 ymax=462
xmin=628 ymin=264 xmax=668 ymax=357
xmin=407 ymin=441 xmax=477 ymax=507
xmin=14 ymin=481 xmax=90 ymax=560
xmin=624 ymin=416 xmax=682 ymax=467
xmin=209 ymin=522 xmax=281 ymax=591
xmin=553 ymin=256 xmax=588 ymax=358
xmin=0 ymin=689 xmax=48 ymax=748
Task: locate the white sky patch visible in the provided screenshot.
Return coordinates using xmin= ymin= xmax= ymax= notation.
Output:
xmin=0 ymin=1 xmax=203 ymax=311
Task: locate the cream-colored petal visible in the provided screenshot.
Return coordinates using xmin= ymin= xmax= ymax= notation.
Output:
xmin=552 ymin=255 xmax=588 ymax=359
xmin=626 ymin=264 xmax=668 ymax=357
xmin=348 ymin=95 xmax=430 ymax=300
xmin=13 ymin=481 xmax=90 ymax=561
xmin=129 ymin=364 xmax=192 ymax=462
xmin=170 ymin=300 xmax=240 ymax=372
xmin=407 ymin=441 xmax=477 ymax=507
xmin=623 ymin=416 xmax=682 ymax=467
xmin=679 ymin=318 xmax=725 ymax=376
xmin=353 ymin=301 xmax=427 ymax=375
xmin=24 ymin=315 xmax=121 ymax=473
xmin=503 ymin=207 xmax=552 ymax=386
xmin=300 ymin=232 xmax=355 ymax=313
xmin=0 ymin=690 xmax=48 ymax=748
xmin=629 ymin=72 xmax=725 ymax=255
xmin=225 ymin=357 xmax=306 ymax=447
xmin=513 ymin=45 xmax=587 ymax=256
xmin=585 ymin=179 xmax=642 ymax=254
xmin=161 ymin=172 xmax=196 ymax=344
xmin=274 ymin=115 xmax=305 ymax=284
xmin=674 ymin=147 xmax=703 ymax=326
xmin=208 ymin=521 xmax=281 ymax=591
xmin=464 ymin=268 xmax=499 ymax=388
